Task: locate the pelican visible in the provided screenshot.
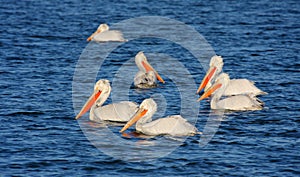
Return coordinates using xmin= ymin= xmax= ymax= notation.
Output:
xmin=198 ymin=73 xmax=264 ymax=111
xmin=134 ymin=51 xmax=165 ymax=88
xmin=197 ymin=55 xmax=267 ymax=96
xmin=87 ymin=24 xmax=126 ymax=42
xmin=75 ymin=79 xmax=138 ymax=122
xmin=120 ymin=98 xmax=200 ymax=136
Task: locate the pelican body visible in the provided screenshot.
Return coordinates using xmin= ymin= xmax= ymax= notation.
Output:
xmin=87 ymin=24 xmax=126 ymax=42
xmin=197 ymin=55 xmax=266 ymax=96
xmin=134 ymin=51 xmax=165 ymax=88
xmin=120 ymin=98 xmax=199 ymax=136
xmin=75 ymin=79 xmax=138 ymax=122
xmin=198 ymin=73 xmax=264 ymax=111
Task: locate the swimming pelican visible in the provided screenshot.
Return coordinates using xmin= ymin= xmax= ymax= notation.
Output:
xmin=120 ymin=98 xmax=200 ymax=136
xmin=198 ymin=73 xmax=264 ymax=111
xmin=197 ymin=55 xmax=266 ymax=96
xmin=134 ymin=51 xmax=165 ymax=88
xmin=87 ymin=24 xmax=126 ymax=42
xmin=75 ymin=79 xmax=138 ymax=122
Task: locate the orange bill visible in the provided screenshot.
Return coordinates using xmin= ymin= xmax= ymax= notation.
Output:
xmin=196 ymin=66 xmax=217 ymax=94
xmin=120 ymin=109 xmax=148 ymax=133
xmin=142 ymin=61 xmax=165 ymax=83
xmin=75 ymin=91 xmax=102 ymax=119
xmin=197 ymin=83 xmax=222 ymax=101
xmin=86 ymin=29 xmax=101 ymax=42
xmin=121 ymin=132 xmax=141 ymax=138
xmin=87 ymin=36 xmax=93 ymax=41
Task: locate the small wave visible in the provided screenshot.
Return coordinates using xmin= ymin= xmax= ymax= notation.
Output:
xmin=6 ymin=111 xmax=45 ymax=116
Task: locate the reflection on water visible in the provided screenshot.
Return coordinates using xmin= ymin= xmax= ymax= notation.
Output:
xmin=78 ymin=118 xmax=186 ymax=162
xmin=199 ymin=109 xmax=225 ymax=147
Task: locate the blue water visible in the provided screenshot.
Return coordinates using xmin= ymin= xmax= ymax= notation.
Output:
xmin=1 ymin=0 xmax=300 ymax=176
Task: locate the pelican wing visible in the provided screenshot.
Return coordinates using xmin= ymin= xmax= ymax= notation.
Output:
xmin=92 ymin=101 xmax=138 ymax=122
xmin=216 ymin=95 xmax=264 ymax=111
xmin=140 ymin=115 xmax=198 ymax=136
xmin=224 ymin=79 xmax=267 ymax=96
xmin=93 ymin=30 xmax=126 ymax=42
xmin=134 ymin=71 xmax=157 ymax=88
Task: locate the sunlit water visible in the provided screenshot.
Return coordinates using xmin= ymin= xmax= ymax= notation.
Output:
xmin=1 ymin=1 xmax=299 ymax=176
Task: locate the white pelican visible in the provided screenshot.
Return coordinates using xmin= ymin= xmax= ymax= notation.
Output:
xmin=134 ymin=51 xmax=165 ymax=88
xmin=75 ymin=79 xmax=138 ymax=122
xmin=198 ymin=73 xmax=264 ymax=111
xmin=120 ymin=98 xmax=200 ymax=136
xmin=197 ymin=55 xmax=267 ymax=96
xmin=87 ymin=24 xmax=126 ymax=42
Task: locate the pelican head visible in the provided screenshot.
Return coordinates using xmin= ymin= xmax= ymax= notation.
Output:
xmin=198 ymin=73 xmax=230 ymax=101
xmin=120 ymin=98 xmax=157 ymax=133
xmin=94 ymin=79 xmax=111 ymax=106
xmin=94 ymin=79 xmax=110 ymax=93
xmin=210 ymin=55 xmax=224 ymax=70
xmin=197 ymin=55 xmax=224 ymax=94
xmin=214 ymin=73 xmax=230 ymax=85
xmin=135 ymin=51 xmax=148 ymax=72
xmin=135 ymin=51 xmax=165 ymax=83
xmin=75 ymin=79 xmax=111 ymax=119
xmin=97 ymin=23 xmax=109 ymax=32
xmin=87 ymin=23 xmax=110 ymax=41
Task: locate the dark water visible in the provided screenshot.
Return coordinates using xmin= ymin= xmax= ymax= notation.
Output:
xmin=1 ymin=0 xmax=300 ymax=176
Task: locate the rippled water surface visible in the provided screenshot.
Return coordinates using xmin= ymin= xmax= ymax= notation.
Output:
xmin=1 ymin=0 xmax=299 ymax=176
